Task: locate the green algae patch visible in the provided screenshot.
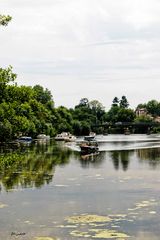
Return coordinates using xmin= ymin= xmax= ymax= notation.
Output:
xmin=0 ymin=202 xmax=8 ymax=208
xmin=66 ymin=214 xmax=112 ymax=224
xmin=90 ymin=229 xmax=130 ymax=239
xmin=70 ymin=229 xmax=129 ymax=239
xmin=70 ymin=230 xmax=91 ymax=238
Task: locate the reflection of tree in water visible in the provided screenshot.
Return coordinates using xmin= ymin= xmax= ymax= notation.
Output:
xmin=110 ymin=150 xmax=134 ymax=171
xmin=137 ymin=148 xmax=160 ymax=168
xmin=111 ymin=152 xmax=119 ymax=170
xmin=78 ymin=151 xmax=106 ymax=168
xmin=77 ymin=150 xmax=133 ymax=170
xmin=0 ymin=141 xmax=72 ymax=191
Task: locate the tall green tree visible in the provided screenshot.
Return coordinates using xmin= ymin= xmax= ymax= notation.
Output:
xmin=146 ymin=100 xmax=160 ymax=117
xmin=112 ymin=97 xmax=119 ymax=107
xmin=0 ymin=66 xmax=17 ymax=103
xmin=89 ymin=100 xmax=105 ymax=124
xmin=33 ymin=85 xmax=54 ymax=106
xmin=77 ymin=98 xmax=89 ymax=107
xmin=119 ymin=96 xmax=129 ymax=108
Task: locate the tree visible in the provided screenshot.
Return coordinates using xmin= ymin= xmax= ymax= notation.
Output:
xmin=106 ymin=105 xmax=135 ymax=124
xmin=72 ymin=120 xmax=82 ymax=136
xmin=105 ymin=106 xmax=120 ymax=123
xmin=146 ymin=100 xmax=160 ymax=117
xmin=81 ymin=121 xmax=91 ymax=135
xmin=112 ymin=97 xmax=119 ymax=107
xmin=33 ymin=85 xmax=54 ymax=106
xmin=89 ymin=100 xmax=105 ymax=112
xmin=0 ymin=120 xmax=12 ymax=141
xmin=0 ymin=66 xmax=17 ymax=103
xmin=0 ymin=66 xmax=16 ymax=84
xmin=79 ymin=98 xmax=89 ymax=107
xmin=136 ymin=103 xmax=146 ymax=109
xmin=89 ymin=100 xmax=105 ymax=124
xmin=75 ymin=98 xmax=89 ymax=108
xmin=0 ymin=15 xmax=12 ymax=26
xmin=117 ymin=108 xmax=135 ymax=122
xmin=134 ymin=115 xmax=153 ymax=123
xmin=119 ymin=96 xmax=129 ymax=108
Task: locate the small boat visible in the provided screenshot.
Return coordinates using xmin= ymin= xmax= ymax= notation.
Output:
xmin=37 ymin=134 xmax=50 ymax=140
xmin=65 ymin=134 xmax=77 ymax=142
xmin=80 ymin=140 xmax=99 ymax=154
xmin=55 ymin=132 xmax=76 ymax=142
xmin=17 ymin=136 xmax=32 ymax=143
xmin=84 ymin=132 xmax=96 ymax=141
xmin=124 ymin=128 xmax=130 ymax=135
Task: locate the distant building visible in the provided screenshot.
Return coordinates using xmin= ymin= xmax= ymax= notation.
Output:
xmin=135 ymin=108 xmax=147 ymax=117
xmin=154 ymin=116 xmax=160 ymax=123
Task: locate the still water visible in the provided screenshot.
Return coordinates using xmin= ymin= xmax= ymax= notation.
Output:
xmin=0 ymin=134 xmax=160 ymax=240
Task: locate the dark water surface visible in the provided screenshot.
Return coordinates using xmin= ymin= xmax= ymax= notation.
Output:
xmin=0 ymin=134 xmax=160 ymax=240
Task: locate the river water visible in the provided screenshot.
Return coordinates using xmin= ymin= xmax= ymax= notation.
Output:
xmin=0 ymin=134 xmax=160 ymax=240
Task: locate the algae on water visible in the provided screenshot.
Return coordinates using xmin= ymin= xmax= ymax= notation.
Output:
xmin=0 ymin=202 xmax=8 ymax=208
xmin=70 ymin=229 xmax=130 ymax=239
xmin=66 ymin=214 xmax=112 ymax=224
xmin=90 ymin=229 xmax=130 ymax=239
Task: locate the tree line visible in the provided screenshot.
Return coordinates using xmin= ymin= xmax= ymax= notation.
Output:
xmin=0 ymin=66 xmax=160 ymax=141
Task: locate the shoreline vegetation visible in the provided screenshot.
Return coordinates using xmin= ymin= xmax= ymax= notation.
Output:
xmin=0 ymin=66 xmax=160 ymax=142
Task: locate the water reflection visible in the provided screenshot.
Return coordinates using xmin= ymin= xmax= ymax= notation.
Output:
xmin=110 ymin=148 xmax=160 ymax=170
xmin=0 ymin=139 xmax=160 ymax=191
xmin=79 ymin=152 xmax=106 ymax=168
xmin=137 ymin=148 xmax=160 ymax=168
xmin=110 ymin=151 xmax=133 ymax=171
xmin=0 ymin=136 xmax=160 ymax=240
xmin=0 ymin=141 xmax=72 ymax=191
xmin=78 ymin=147 xmax=160 ymax=171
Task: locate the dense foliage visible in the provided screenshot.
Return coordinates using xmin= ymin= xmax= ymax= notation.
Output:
xmin=0 ymin=67 xmax=57 ymax=141
xmin=1 ymin=66 xmax=160 ymax=141
xmin=0 ymin=142 xmax=72 ymax=190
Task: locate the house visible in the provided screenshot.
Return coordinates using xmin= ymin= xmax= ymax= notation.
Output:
xmin=135 ymin=108 xmax=147 ymax=117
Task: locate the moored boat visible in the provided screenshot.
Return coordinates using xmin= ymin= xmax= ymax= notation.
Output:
xmin=55 ymin=132 xmax=76 ymax=142
xmin=17 ymin=136 xmax=32 ymax=143
xmin=37 ymin=134 xmax=50 ymax=140
xmin=84 ymin=132 xmax=96 ymax=141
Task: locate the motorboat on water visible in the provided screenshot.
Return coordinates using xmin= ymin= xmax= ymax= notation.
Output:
xmin=84 ymin=132 xmax=96 ymax=141
xmin=17 ymin=136 xmax=32 ymax=143
xmin=55 ymin=132 xmax=76 ymax=142
xmin=37 ymin=134 xmax=50 ymax=140
xmin=80 ymin=140 xmax=99 ymax=154
xmin=35 ymin=134 xmax=50 ymax=144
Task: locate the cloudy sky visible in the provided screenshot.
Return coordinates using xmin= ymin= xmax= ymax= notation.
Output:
xmin=1 ymin=0 xmax=160 ymax=109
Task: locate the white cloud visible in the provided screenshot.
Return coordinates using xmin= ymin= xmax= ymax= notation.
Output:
xmin=0 ymin=0 xmax=160 ymax=109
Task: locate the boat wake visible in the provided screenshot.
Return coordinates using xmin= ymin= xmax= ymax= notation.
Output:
xmin=67 ymin=134 xmax=160 ymax=152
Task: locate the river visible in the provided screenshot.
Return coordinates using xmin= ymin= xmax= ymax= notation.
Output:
xmin=0 ymin=134 xmax=160 ymax=240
